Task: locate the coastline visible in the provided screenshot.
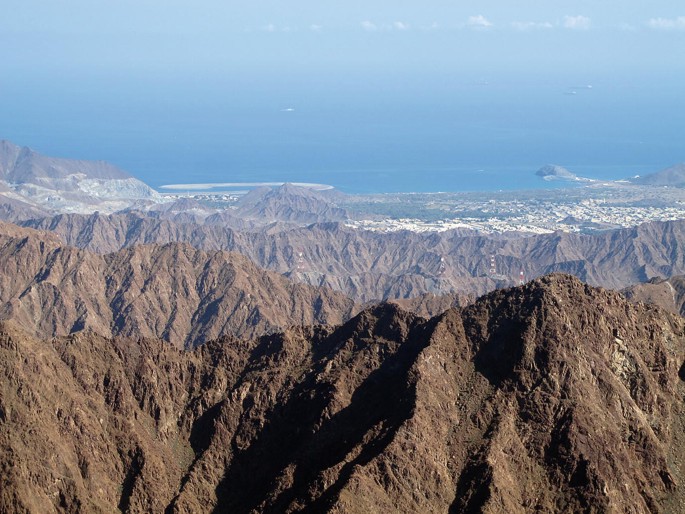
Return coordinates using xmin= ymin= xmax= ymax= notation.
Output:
xmin=160 ymin=181 xmax=335 ymax=191
xmin=151 ymin=164 xmax=655 ymax=195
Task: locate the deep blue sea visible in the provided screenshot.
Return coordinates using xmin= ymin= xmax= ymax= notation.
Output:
xmin=1 ymin=73 xmax=682 ymax=194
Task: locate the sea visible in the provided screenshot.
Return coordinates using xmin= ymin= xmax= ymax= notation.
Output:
xmin=1 ymin=73 xmax=682 ymax=194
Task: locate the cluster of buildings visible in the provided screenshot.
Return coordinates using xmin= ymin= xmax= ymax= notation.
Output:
xmin=347 ymin=197 xmax=685 ymax=234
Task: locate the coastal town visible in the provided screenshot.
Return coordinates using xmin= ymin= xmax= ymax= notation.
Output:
xmin=160 ymin=178 xmax=685 ymax=235
xmin=345 ymin=192 xmax=685 ymax=234
xmin=332 ymin=166 xmax=685 ymax=233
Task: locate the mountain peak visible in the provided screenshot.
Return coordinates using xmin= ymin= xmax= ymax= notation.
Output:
xmin=236 ymin=183 xmax=348 ymax=224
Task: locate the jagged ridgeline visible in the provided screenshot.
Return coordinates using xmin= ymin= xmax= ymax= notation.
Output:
xmin=18 ymin=210 xmax=685 ymax=304
xmin=6 ymin=140 xmax=685 ymax=307
xmin=0 ymin=223 xmax=357 ymax=348
xmin=2 ymin=274 xmax=685 ymax=512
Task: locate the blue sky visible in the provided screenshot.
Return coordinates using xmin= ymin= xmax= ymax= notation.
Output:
xmin=2 ymin=1 xmax=684 ymax=77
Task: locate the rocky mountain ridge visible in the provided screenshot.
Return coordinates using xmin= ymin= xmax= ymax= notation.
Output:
xmin=0 ymin=223 xmax=356 ymax=347
xmin=623 ymin=275 xmax=685 ymax=316
xmin=21 ymin=211 xmax=685 ymax=303
xmin=2 ymin=274 xmax=685 ymax=512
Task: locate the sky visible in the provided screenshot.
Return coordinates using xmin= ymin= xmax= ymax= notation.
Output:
xmin=0 ymin=1 xmax=683 ymax=190
xmin=2 ymin=0 xmax=683 ymax=76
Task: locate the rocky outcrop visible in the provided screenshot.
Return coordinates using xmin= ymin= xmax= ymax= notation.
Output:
xmin=623 ymin=275 xmax=685 ymax=316
xmin=2 ymin=274 xmax=685 ymax=512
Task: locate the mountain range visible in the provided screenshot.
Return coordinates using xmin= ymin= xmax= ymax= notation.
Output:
xmin=18 ymin=210 xmax=685 ymax=303
xmin=4 ymin=141 xmax=685 ymax=512
xmin=0 ymin=223 xmax=356 ymax=347
xmin=3 ymin=141 xmax=685 ymax=307
xmin=2 ymin=275 xmax=685 ymax=512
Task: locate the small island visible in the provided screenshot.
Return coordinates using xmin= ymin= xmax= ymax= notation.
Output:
xmin=535 ymin=164 xmax=578 ymax=181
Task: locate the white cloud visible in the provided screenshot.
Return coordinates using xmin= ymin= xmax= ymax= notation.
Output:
xmin=420 ymin=22 xmax=439 ymax=31
xmin=260 ymin=24 xmax=298 ymax=33
xmin=511 ymin=21 xmax=554 ymax=31
xmin=361 ymin=20 xmax=378 ymax=32
xmin=467 ymin=15 xmax=493 ymax=28
xmin=563 ymin=15 xmax=591 ymax=30
xmin=310 ymin=24 xmax=323 ymax=32
xmin=647 ymin=17 xmax=685 ymax=30
xmin=258 ymin=23 xmax=297 ymax=33
xmin=361 ymin=20 xmax=411 ymax=32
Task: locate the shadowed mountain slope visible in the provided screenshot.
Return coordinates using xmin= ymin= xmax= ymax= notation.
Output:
xmin=623 ymin=275 xmax=685 ymax=316
xmin=2 ymin=274 xmax=685 ymax=512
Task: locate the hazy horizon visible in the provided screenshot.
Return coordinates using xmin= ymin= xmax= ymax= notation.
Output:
xmin=1 ymin=1 xmax=683 ymax=192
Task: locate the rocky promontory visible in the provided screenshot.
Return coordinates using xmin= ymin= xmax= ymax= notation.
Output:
xmin=535 ymin=164 xmax=578 ymax=180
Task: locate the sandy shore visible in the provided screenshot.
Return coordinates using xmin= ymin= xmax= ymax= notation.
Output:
xmin=159 ymin=181 xmax=334 ymax=191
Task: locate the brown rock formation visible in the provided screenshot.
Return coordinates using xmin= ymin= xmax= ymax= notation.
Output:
xmin=23 ymin=212 xmax=685 ymax=303
xmin=623 ymin=275 xmax=685 ymax=316
xmin=2 ymin=274 xmax=685 ymax=512
xmin=0 ymin=223 xmax=356 ymax=347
